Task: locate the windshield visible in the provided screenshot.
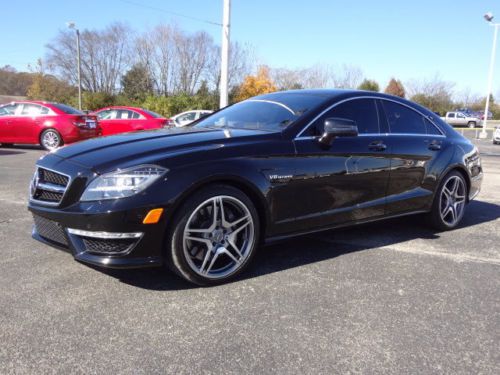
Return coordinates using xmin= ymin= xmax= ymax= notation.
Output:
xmin=194 ymin=100 xmax=303 ymax=132
xmin=51 ymin=103 xmax=83 ymax=115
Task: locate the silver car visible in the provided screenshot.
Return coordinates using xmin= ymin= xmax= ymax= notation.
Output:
xmin=493 ymin=126 xmax=500 ymax=145
xmin=171 ymin=110 xmax=213 ymax=127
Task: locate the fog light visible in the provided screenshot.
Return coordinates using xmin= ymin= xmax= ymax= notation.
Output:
xmin=143 ymin=208 xmax=164 ymax=224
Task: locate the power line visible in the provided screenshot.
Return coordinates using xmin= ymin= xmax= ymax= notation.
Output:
xmin=118 ymin=0 xmax=222 ymax=27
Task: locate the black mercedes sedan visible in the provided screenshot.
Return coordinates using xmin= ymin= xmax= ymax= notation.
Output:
xmin=28 ymin=90 xmax=483 ymax=285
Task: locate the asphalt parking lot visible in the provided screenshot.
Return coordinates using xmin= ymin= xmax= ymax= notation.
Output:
xmin=0 ymin=140 xmax=499 ymax=374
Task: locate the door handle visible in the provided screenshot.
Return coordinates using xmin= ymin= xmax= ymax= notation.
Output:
xmin=368 ymin=141 xmax=387 ymax=151
xmin=428 ymin=140 xmax=442 ymax=151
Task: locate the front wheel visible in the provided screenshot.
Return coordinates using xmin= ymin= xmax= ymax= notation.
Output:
xmin=40 ymin=129 xmax=62 ymax=151
xmin=166 ymin=185 xmax=260 ymax=286
xmin=428 ymin=171 xmax=467 ymax=231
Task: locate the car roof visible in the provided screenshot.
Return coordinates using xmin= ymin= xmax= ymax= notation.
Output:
xmin=2 ymin=100 xmax=54 ymax=106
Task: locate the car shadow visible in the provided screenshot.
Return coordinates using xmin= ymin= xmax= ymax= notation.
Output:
xmin=0 ymin=149 xmax=27 ymax=156
xmin=95 ymin=199 xmax=500 ymax=291
xmin=1 ymin=144 xmax=45 ymax=151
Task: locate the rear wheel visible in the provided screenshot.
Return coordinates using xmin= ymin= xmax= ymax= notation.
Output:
xmin=467 ymin=121 xmax=476 ymax=128
xmin=40 ymin=129 xmax=62 ymax=151
xmin=428 ymin=171 xmax=467 ymax=230
xmin=166 ymin=185 xmax=260 ymax=286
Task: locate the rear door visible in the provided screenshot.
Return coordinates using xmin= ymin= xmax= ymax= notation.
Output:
xmin=96 ymin=109 xmax=133 ymax=135
xmin=379 ymin=99 xmax=447 ymax=215
xmin=288 ymin=98 xmax=392 ymax=233
xmin=14 ymin=103 xmax=44 ymax=143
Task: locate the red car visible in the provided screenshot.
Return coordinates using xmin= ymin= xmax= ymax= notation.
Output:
xmin=0 ymin=101 xmax=100 ymax=150
xmin=92 ymin=106 xmax=169 ymax=136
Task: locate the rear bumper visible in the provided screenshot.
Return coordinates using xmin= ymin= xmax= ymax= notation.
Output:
xmin=62 ymin=127 xmax=100 ymax=144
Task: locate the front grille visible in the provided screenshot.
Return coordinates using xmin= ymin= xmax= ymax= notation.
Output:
xmin=33 ymin=214 xmax=68 ymax=246
xmin=31 ymin=167 xmax=70 ymax=205
xmin=81 ymin=237 xmax=138 ymax=255
xmin=36 ymin=191 xmax=63 ymax=202
xmin=40 ymin=169 xmax=69 ymax=186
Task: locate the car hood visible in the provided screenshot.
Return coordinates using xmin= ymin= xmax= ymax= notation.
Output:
xmin=50 ymin=127 xmax=275 ymax=173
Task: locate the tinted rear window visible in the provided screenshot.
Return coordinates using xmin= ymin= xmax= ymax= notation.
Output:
xmin=51 ymin=103 xmax=83 ymax=115
xmin=142 ymin=109 xmax=163 ymax=118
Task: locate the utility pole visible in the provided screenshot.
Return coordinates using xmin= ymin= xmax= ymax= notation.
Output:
xmin=67 ymin=22 xmax=82 ymax=110
xmin=220 ymin=0 xmax=231 ymax=109
xmin=483 ymin=12 xmax=499 ymax=138
xmin=76 ymin=29 xmax=82 ymax=111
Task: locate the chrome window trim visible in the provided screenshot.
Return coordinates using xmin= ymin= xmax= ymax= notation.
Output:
xmin=29 ymin=166 xmax=72 ymax=207
xmin=246 ymin=99 xmax=296 ymax=115
xmin=294 ymin=133 xmax=446 ymax=141
xmin=295 ymin=96 xmax=445 ymax=139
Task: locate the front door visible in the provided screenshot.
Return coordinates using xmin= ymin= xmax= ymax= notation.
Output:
xmin=288 ymin=98 xmax=392 ymax=233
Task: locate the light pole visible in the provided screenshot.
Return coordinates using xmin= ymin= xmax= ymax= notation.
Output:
xmin=67 ymin=22 xmax=82 ymax=111
xmin=219 ymin=0 xmax=231 ymax=109
xmin=482 ymin=12 xmax=499 ymax=139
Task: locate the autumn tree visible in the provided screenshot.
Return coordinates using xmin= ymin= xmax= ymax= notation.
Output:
xmin=406 ymin=75 xmax=455 ymax=114
xmin=27 ymin=60 xmax=76 ymax=102
xmin=46 ymin=22 xmax=133 ymax=94
xmin=235 ymin=66 xmax=277 ymax=102
xmin=121 ymin=63 xmax=153 ymax=101
xmin=0 ymin=65 xmax=34 ymax=96
xmin=332 ymin=64 xmax=364 ymax=89
xmin=358 ymin=79 xmax=380 ymax=92
xmin=384 ymin=78 xmax=405 ymax=98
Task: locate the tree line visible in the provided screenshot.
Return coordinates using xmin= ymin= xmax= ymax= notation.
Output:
xmin=0 ymin=21 xmax=497 ymax=118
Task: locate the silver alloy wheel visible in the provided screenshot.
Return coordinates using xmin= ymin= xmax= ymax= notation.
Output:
xmin=439 ymin=175 xmax=466 ymax=226
xmin=41 ymin=130 xmax=60 ymax=150
xmin=183 ymin=195 xmax=255 ymax=279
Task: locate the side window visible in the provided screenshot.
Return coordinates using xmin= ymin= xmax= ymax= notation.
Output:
xmin=117 ymin=110 xmax=132 ymax=119
xmin=21 ymin=104 xmax=42 ymax=116
xmin=448 ymin=113 xmax=456 ymax=118
xmin=382 ymin=101 xmax=426 ymax=135
xmin=40 ymin=106 xmax=49 ymax=115
xmin=97 ymin=110 xmax=112 ymax=120
xmin=0 ymin=104 xmax=18 ymax=116
xmin=131 ymin=111 xmax=141 ymax=119
xmin=304 ymin=99 xmax=380 ymax=136
xmin=424 ymin=118 xmax=442 ymax=135
xmin=179 ymin=112 xmax=196 ymax=122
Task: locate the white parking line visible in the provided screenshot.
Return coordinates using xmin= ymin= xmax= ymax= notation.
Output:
xmin=314 ymin=237 xmax=500 ymax=266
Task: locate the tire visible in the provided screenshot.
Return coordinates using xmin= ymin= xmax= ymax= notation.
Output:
xmin=428 ymin=171 xmax=468 ymax=231
xmin=467 ymin=122 xmax=476 ymax=128
xmin=40 ymin=129 xmax=62 ymax=151
xmin=166 ymin=185 xmax=260 ymax=286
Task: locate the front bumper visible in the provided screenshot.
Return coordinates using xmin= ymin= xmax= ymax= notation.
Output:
xmin=28 ymin=202 xmax=167 ymax=269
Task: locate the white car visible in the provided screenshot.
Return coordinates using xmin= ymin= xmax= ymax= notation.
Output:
xmin=493 ymin=126 xmax=500 ymax=145
xmin=171 ymin=110 xmax=213 ymax=127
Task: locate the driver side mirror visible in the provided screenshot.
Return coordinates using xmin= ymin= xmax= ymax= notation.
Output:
xmin=318 ymin=118 xmax=358 ymax=146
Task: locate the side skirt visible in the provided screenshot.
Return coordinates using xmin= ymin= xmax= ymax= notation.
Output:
xmin=263 ymin=209 xmax=429 ymax=245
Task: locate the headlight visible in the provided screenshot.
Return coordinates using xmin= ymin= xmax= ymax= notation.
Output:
xmin=81 ymin=165 xmax=168 ymax=201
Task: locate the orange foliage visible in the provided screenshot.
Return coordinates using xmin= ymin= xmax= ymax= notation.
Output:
xmin=235 ymin=66 xmax=277 ymax=102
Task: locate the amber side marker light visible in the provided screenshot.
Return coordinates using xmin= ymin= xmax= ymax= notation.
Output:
xmin=143 ymin=208 xmax=164 ymax=224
